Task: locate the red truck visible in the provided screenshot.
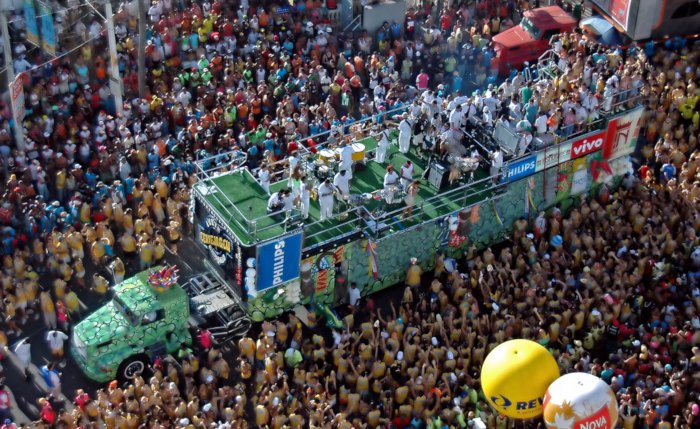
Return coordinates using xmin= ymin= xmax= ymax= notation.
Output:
xmin=492 ymin=6 xmax=577 ymax=76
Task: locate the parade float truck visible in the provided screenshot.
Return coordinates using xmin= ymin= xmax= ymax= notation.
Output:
xmin=71 ymin=266 xmax=250 ymax=382
xmin=492 ymin=6 xmax=577 ymax=76
xmin=189 ymin=56 xmax=645 ymax=326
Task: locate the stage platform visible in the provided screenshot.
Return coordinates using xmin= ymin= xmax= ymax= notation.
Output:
xmin=197 ymin=135 xmax=494 ymax=248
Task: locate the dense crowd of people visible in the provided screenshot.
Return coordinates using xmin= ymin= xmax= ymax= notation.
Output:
xmin=0 ymin=0 xmax=698 ymax=426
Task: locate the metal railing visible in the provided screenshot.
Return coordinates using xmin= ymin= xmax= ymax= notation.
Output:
xmin=254 ymin=104 xmax=410 ymax=186
xmin=343 ymin=15 xmax=362 ymax=33
xmin=300 ymin=171 xmax=506 ymax=251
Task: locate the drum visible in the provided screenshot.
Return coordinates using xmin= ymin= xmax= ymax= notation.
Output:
xmin=348 ymin=194 xmax=365 ymax=206
xmin=317 ymin=165 xmax=330 ymax=180
xmin=351 ymin=143 xmax=366 ymax=162
xmin=319 ymin=149 xmax=335 ymax=165
xmin=306 ymin=161 xmax=317 ymax=174
xmin=333 ymin=148 xmax=342 ymax=161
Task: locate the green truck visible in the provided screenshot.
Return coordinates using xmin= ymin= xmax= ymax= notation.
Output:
xmin=71 ymin=267 xmax=251 ymax=382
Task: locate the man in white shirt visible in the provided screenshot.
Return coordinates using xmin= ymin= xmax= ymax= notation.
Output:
xmin=375 ymin=128 xmax=390 ymax=163
xmin=299 ymin=182 xmax=311 ymax=219
xmin=400 ymin=161 xmax=414 ymax=189
xmin=348 ymin=282 xmax=361 ymax=307
xmin=282 ymin=190 xmax=294 ymax=211
xmin=258 ymin=165 xmax=271 ymax=194
xmin=398 ymin=115 xmax=413 ymax=153
xmin=339 ymin=144 xmax=354 ymax=178
xmin=317 ymin=179 xmax=335 ymax=221
xmin=490 ymin=149 xmax=503 ymax=183
xmin=333 ymin=170 xmax=351 ymax=200
xmin=267 ymin=191 xmax=284 ymax=213
xmin=13 ymin=337 xmax=32 ymax=380
xmin=534 ymin=112 xmax=548 ymax=137
xmin=46 ymin=330 xmax=69 ymax=359
xmin=518 ymin=132 xmax=533 ymax=156
xmin=449 ymin=104 xmax=465 ymax=130
xmin=287 ymin=151 xmax=299 ymax=187
xmin=383 ymin=165 xmax=400 ymax=204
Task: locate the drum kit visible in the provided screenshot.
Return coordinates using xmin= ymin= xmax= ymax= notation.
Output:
xmin=448 ymin=155 xmax=481 ymax=182
xmin=348 ymin=193 xmax=373 ymax=207
xmin=380 ymin=184 xmax=406 ymax=204
xmin=311 ymin=143 xmax=368 ymax=181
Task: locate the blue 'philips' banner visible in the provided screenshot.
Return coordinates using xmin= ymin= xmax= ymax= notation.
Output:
xmin=502 ymin=154 xmax=537 ymax=183
xmin=256 ymin=232 xmax=303 ymax=291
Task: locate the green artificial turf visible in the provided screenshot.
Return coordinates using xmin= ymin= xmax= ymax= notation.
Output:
xmin=200 ymin=134 xmax=494 ymax=247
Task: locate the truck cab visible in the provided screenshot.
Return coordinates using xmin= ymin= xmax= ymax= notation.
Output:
xmin=492 ymin=6 xmax=577 ymax=76
xmin=71 ymin=268 xmax=191 ymax=382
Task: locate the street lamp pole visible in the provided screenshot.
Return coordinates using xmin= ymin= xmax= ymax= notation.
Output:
xmin=104 ymin=0 xmax=123 ymax=114
xmin=136 ymin=0 xmax=146 ymax=98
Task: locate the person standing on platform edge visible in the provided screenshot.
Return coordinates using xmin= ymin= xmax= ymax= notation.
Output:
xmin=339 ymin=143 xmax=354 ymax=179
xmin=383 ymin=165 xmax=400 ymax=204
xmin=398 ymin=114 xmax=413 ymax=154
xmin=376 ymin=127 xmax=390 ymax=163
xmin=299 ymin=181 xmax=311 ymax=220
xmin=317 ymin=179 xmax=335 ymax=221
xmin=333 ymin=170 xmax=351 ymax=201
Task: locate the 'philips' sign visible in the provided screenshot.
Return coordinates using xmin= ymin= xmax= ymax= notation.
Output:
xmin=502 ymin=155 xmax=536 ymax=183
xmin=256 ymin=232 xmax=303 ymax=291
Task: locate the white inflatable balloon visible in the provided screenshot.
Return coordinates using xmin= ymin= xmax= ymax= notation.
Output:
xmin=543 ymin=372 xmax=618 ymax=429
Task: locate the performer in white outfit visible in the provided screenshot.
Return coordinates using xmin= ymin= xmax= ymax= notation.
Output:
xmin=375 ymin=128 xmax=390 ymax=163
xmin=339 ymin=143 xmax=354 ymax=178
xmin=299 ymin=181 xmax=311 ymax=219
xmin=400 ymin=160 xmax=414 ymax=189
xmin=287 ymin=152 xmax=298 ymax=187
xmin=383 ymin=165 xmax=400 ymax=204
xmin=317 ymin=179 xmax=335 ymax=221
xmin=258 ymin=165 xmax=271 ymax=194
xmin=333 ymin=170 xmax=351 ymax=200
xmin=398 ymin=115 xmax=412 ymax=153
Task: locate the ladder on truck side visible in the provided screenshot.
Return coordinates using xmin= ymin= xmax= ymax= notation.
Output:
xmin=182 ymin=271 xmax=252 ymax=344
xmin=536 ymin=49 xmax=565 ymax=80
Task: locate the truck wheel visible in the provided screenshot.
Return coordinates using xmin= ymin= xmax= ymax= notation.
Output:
xmin=118 ymin=355 xmax=149 ymax=381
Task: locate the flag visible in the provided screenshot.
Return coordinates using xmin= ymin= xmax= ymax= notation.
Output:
xmin=366 ymin=239 xmax=378 ymax=279
xmin=492 ymin=201 xmax=503 ymax=225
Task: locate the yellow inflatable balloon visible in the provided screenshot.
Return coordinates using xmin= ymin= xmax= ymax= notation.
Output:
xmin=543 ymin=372 xmax=618 ymax=429
xmin=481 ymin=339 xmax=559 ymax=419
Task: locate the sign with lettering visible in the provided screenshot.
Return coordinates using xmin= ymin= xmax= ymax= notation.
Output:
xmin=199 ymin=215 xmax=235 ymax=266
xmin=569 ymin=130 xmax=607 ymax=159
xmin=256 ymin=231 xmax=303 ymax=291
xmin=502 ymin=154 xmax=537 ymax=183
xmin=602 ymin=108 xmax=643 ymax=160
xmin=536 ymin=141 xmax=572 ymax=172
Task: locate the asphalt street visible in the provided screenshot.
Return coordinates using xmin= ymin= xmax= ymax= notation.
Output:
xmin=5 ymin=238 xmax=210 ymax=424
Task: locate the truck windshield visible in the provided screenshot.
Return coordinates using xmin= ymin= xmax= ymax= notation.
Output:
xmin=113 ymin=295 xmax=139 ymax=326
xmin=520 ymin=18 xmax=541 ymax=39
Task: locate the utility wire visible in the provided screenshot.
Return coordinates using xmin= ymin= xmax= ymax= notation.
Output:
xmin=17 ymin=30 xmax=104 ymax=75
xmin=6 ymin=2 xmax=102 ymax=25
